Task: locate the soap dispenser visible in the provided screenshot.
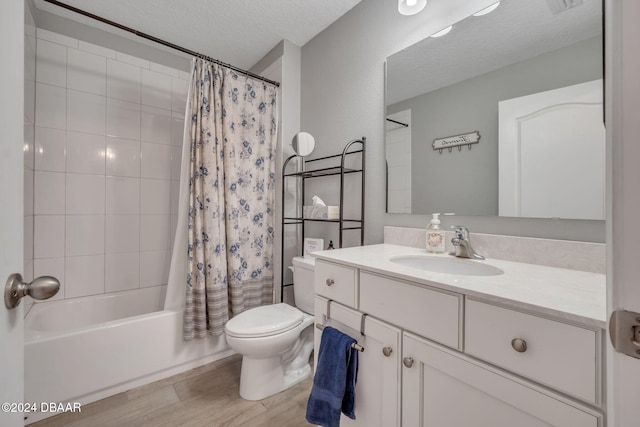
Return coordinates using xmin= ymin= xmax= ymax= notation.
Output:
xmin=426 ymin=213 xmax=445 ymax=253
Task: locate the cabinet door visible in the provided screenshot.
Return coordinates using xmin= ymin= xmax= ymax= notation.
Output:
xmin=402 ymin=332 xmax=602 ymax=427
xmin=314 ymin=297 xmax=401 ymax=427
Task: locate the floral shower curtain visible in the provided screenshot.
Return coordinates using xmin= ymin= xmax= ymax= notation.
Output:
xmin=183 ymin=58 xmax=278 ymax=340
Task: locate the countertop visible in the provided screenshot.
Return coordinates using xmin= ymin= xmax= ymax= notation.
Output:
xmin=312 ymin=244 xmax=607 ymax=329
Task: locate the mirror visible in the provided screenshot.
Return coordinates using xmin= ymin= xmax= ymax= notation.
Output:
xmin=292 ymin=132 xmax=316 ymax=157
xmin=385 ymin=0 xmax=603 ymax=220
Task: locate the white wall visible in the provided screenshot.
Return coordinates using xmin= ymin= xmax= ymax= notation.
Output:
xmin=301 ymin=0 xmax=605 ymax=243
xmin=31 ymin=29 xmax=190 ymax=302
xmin=252 ymin=40 xmax=302 ymax=304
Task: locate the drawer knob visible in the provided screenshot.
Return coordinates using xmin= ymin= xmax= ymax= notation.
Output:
xmin=403 ymin=357 xmax=414 ymax=368
xmin=511 ymin=338 xmax=528 ymax=353
xmin=382 ymin=346 xmax=393 ymax=357
xmin=326 ymin=278 xmax=335 ymax=286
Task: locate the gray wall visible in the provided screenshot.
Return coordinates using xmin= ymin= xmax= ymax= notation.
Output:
xmin=388 ymin=36 xmax=602 ymax=216
xmin=301 ymin=0 xmax=605 ymax=243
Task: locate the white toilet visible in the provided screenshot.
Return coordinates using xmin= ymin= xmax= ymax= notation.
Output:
xmin=225 ymin=256 xmax=316 ymax=400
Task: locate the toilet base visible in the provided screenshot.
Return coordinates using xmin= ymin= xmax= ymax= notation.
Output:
xmin=238 ymin=325 xmax=314 ymax=401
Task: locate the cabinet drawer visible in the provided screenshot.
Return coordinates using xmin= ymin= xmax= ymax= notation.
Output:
xmin=314 ymin=260 xmax=357 ymax=307
xmin=465 ymin=299 xmax=600 ymax=405
xmin=360 ymin=271 xmax=461 ymax=349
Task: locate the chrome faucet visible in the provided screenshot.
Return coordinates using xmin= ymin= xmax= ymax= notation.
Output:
xmin=450 ymin=226 xmax=485 ymax=260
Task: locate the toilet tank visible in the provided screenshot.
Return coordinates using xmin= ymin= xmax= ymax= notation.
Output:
xmin=291 ymin=256 xmax=315 ymax=314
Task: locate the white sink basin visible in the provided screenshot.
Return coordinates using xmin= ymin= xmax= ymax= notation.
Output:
xmin=389 ymin=255 xmax=504 ymax=276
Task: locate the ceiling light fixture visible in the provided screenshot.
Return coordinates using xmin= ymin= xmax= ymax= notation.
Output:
xmin=472 ymin=2 xmax=501 ymax=17
xmin=430 ymin=25 xmax=453 ymax=38
xmin=398 ymin=0 xmax=427 ymax=16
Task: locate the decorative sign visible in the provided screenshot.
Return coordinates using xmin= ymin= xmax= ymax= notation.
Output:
xmin=433 ymin=131 xmax=480 ymax=153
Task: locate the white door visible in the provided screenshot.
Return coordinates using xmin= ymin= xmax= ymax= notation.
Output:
xmin=0 ymin=0 xmax=25 ymax=426
xmin=607 ymin=0 xmax=640 ymax=426
xmin=499 ymin=80 xmax=605 ymax=220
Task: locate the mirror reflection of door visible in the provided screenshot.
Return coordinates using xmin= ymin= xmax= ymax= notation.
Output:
xmin=499 ymin=80 xmax=605 ymax=220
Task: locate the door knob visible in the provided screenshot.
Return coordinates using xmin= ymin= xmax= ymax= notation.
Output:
xmin=4 ymin=273 xmax=60 ymax=309
xmin=403 ymin=357 xmax=414 ymax=368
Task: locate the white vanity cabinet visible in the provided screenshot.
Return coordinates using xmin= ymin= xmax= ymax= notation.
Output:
xmin=312 ymin=254 xmax=605 ymax=427
xmin=402 ymin=332 xmax=602 ymax=427
xmin=314 ymin=296 xmax=402 ymax=427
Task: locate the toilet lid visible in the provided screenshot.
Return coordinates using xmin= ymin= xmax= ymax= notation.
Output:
xmin=225 ymin=303 xmax=305 ymax=338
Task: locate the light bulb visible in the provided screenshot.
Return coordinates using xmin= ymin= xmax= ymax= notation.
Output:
xmin=473 ymin=2 xmax=500 ymax=17
xmin=430 ymin=25 xmax=453 ymax=38
xmin=398 ymin=0 xmax=427 ymax=16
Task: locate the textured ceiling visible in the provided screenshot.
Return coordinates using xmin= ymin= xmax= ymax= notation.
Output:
xmin=34 ymin=0 xmax=361 ymax=69
xmin=387 ymin=0 xmax=602 ymax=105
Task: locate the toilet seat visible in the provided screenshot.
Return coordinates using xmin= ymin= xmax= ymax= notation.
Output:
xmin=225 ymin=303 xmax=305 ymax=338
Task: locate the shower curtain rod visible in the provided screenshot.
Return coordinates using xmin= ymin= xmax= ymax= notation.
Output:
xmin=42 ymin=0 xmax=280 ymax=87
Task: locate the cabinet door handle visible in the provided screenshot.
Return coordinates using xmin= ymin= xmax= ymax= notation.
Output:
xmin=511 ymin=338 xmax=528 ymax=353
xmin=326 ymin=278 xmax=335 ymax=286
xmin=382 ymin=346 xmax=393 ymax=357
xmin=403 ymin=357 xmax=414 ymax=368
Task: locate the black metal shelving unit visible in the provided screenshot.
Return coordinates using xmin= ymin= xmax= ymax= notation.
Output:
xmin=280 ymin=137 xmax=366 ymax=302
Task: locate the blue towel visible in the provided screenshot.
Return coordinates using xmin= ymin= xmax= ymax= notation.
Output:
xmin=306 ymin=326 xmax=359 ymax=427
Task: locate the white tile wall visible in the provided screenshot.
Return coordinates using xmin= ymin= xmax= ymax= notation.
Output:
xmin=34 ymin=215 xmax=65 ymax=258
xmin=66 ymin=215 xmax=105 ymax=256
xmin=106 ymin=98 xmax=141 ymax=140
xmin=67 ymin=49 xmax=107 ymax=95
xmin=65 ymin=255 xmax=104 ymax=298
xmin=34 ymin=171 xmax=65 ymax=214
xmin=78 ymin=41 xmax=116 ymax=59
xmin=37 ymin=28 xmax=78 ymax=48
xmin=105 ymin=215 xmax=140 ymax=253
xmin=171 ymin=112 xmax=185 ymax=146
xmin=106 ymin=137 xmax=140 ymax=177
xmin=141 ymin=142 xmax=171 ymax=179
xmin=35 ymin=83 xmax=66 ymax=129
xmin=32 ymin=30 xmax=190 ymax=300
xmin=141 ymin=106 xmax=172 ymax=144
xmin=66 ymin=132 xmax=105 ymax=174
xmin=36 ymin=39 xmax=66 ymax=87
xmin=141 ymin=69 xmax=172 ymax=110
xmin=140 ymin=250 xmax=171 ymax=288
xmin=107 ymin=59 xmax=141 ymax=103
xmin=35 ymin=127 xmax=66 ymax=172
xmin=140 ymin=215 xmax=171 ymax=251
xmin=67 ymin=90 xmax=106 ymax=134
xmin=105 ymin=253 xmax=140 ymax=292
xmin=171 ymin=79 xmax=189 ymax=112
xmin=141 ymin=179 xmax=171 ymax=214
xmin=66 ymin=174 xmax=105 ymax=215
xmin=24 ymin=170 xmax=34 ymax=216
xmin=106 ymin=176 xmax=140 ymax=215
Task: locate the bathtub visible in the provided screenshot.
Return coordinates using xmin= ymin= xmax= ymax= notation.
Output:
xmin=24 ymin=286 xmax=234 ymax=424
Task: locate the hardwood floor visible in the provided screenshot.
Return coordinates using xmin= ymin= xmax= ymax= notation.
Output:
xmin=30 ymin=355 xmax=314 ymax=427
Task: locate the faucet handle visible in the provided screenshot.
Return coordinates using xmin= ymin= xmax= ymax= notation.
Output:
xmin=450 ymin=226 xmax=469 ymax=239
